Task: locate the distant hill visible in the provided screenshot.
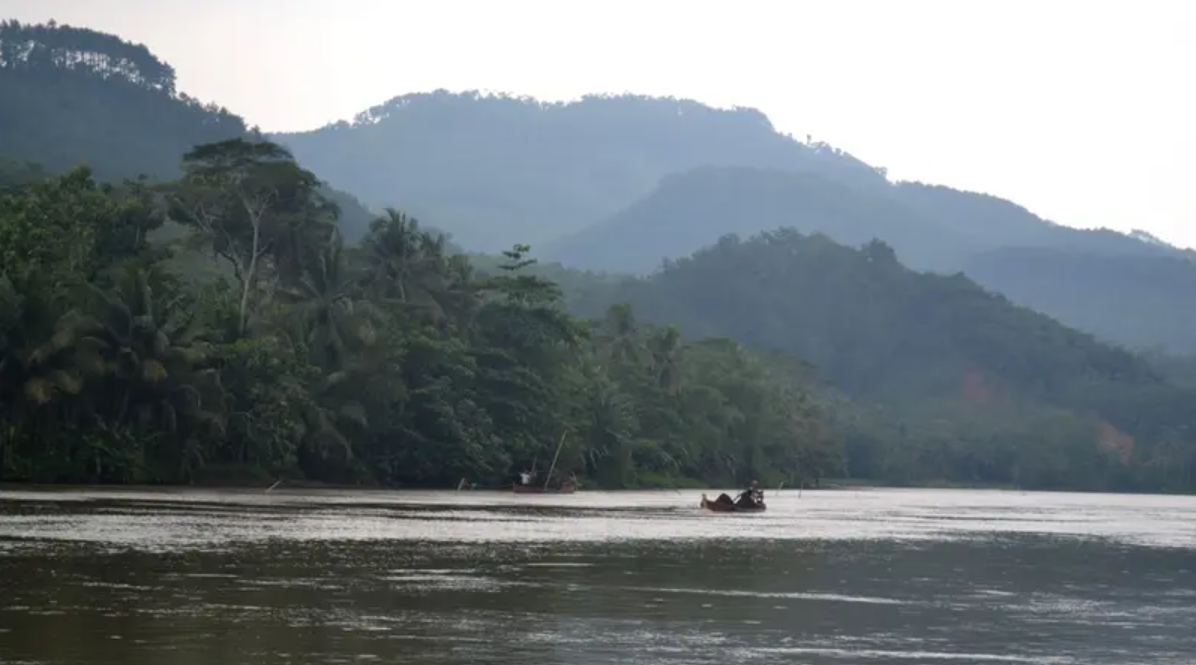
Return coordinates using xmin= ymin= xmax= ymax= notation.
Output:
xmin=0 ymin=20 xmax=377 ymax=240
xmin=964 ymin=247 xmax=1196 ymax=353
xmin=548 ymin=166 xmax=1196 ymax=353
xmin=567 ymin=229 xmax=1196 ymax=490
xmin=547 ymin=166 xmax=968 ymax=273
xmin=274 ymin=90 xmax=888 ymax=251
xmin=272 ymin=89 xmax=1194 ymax=353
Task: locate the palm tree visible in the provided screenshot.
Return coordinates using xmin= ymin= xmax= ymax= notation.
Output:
xmin=275 ymin=236 xmax=379 ymax=370
xmin=0 ymin=275 xmax=85 ymax=409
xmin=646 ymin=325 xmax=684 ymax=393
xmin=595 ymin=303 xmax=642 ymax=368
xmin=360 ymin=209 xmax=463 ymax=324
xmin=0 ymin=274 xmax=85 ymax=477
xmin=66 ymin=263 xmax=225 ymax=478
xmin=361 ymin=209 xmax=425 ymax=303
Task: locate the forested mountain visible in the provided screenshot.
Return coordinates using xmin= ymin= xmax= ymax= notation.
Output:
xmin=274 ymin=91 xmax=887 ymax=250
xmin=548 ymin=167 xmax=1189 ymax=274
xmin=0 ymin=20 xmax=377 ymax=239
xmin=548 ymin=167 xmax=1196 ymax=353
xmin=568 ymin=230 xmax=1196 ymax=491
xmin=548 ymin=166 xmax=967 ymax=273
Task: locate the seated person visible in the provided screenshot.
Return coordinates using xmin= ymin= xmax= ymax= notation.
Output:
xmin=735 ymin=480 xmax=763 ymax=506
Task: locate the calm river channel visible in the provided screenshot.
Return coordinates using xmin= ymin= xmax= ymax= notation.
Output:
xmin=1 ymin=487 xmax=1194 ymax=664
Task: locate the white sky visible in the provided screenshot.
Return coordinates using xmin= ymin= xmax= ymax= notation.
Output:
xmin=6 ymin=0 xmax=1195 ymax=248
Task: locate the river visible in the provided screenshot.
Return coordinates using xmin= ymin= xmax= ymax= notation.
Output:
xmin=1 ymin=487 xmax=1193 ymax=664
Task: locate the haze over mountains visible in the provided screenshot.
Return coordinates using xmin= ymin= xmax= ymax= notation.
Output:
xmin=278 ymin=91 xmax=1196 ymax=354
xmin=3 ymin=19 xmax=1192 ymax=356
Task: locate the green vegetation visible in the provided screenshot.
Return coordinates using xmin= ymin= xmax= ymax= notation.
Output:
xmin=0 ymin=142 xmax=838 ymax=487
xmin=568 ymin=230 xmax=1196 ymax=492
xmin=2 ymin=19 xmax=1193 ymax=493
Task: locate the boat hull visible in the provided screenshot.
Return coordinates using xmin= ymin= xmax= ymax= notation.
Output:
xmin=513 ymin=482 xmax=576 ymax=494
xmin=700 ymin=493 xmax=766 ymax=513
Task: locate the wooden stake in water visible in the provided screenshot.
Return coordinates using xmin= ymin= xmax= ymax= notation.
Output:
xmin=544 ymin=431 xmax=568 ymax=490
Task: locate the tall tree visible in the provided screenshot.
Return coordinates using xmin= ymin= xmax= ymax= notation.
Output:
xmin=168 ymin=139 xmax=338 ymax=336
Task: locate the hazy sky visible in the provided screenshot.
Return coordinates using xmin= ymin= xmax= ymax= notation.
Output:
xmin=7 ymin=0 xmax=1195 ymax=248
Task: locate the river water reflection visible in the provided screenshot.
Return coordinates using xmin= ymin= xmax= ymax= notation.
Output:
xmin=1 ymin=487 xmax=1194 ymax=664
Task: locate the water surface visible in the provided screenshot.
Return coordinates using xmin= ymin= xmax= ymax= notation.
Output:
xmin=1 ymin=487 xmax=1193 ymax=664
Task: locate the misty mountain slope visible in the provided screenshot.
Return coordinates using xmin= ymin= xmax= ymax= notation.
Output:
xmin=963 ymin=247 xmax=1196 ymax=352
xmin=273 ymin=90 xmax=888 ymax=251
xmin=275 ymin=88 xmax=1194 ymax=351
xmin=893 ymin=182 xmax=1185 ymax=260
xmin=0 ymin=20 xmax=377 ymax=240
xmin=545 ymin=166 xmax=977 ymax=273
xmin=549 ymin=165 xmax=1196 ymax=352
xmin=549 ymin=167 xmax=1186 ymax=275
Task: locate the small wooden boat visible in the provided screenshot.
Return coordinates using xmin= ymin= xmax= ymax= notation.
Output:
xmin=700 ymin=492 xmax=766 ymax=513
xmin=513 ymin=482 xmax=576 ymax=494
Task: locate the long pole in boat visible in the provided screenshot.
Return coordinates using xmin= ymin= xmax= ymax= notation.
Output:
xmin=544 ymin=431 xmax=568 ymax=490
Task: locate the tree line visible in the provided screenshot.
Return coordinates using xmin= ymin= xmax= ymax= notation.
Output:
xmin=0 ymin=139 xmax=838 ymax=488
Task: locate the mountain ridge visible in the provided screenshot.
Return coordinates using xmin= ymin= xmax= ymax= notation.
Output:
xmin=546 ymin=165 xmax=1196 ymax=353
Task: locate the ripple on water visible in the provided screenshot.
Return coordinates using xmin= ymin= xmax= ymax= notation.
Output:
xmin=754 ymin=647 xmax=1076 ymax=663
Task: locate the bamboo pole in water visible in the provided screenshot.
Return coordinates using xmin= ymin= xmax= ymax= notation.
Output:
xmin=543 ymin=431 xmax=568 ymax=490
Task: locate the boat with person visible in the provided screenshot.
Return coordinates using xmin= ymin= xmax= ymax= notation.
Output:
xmin=699 ymin=480 xmax=766 ymax=512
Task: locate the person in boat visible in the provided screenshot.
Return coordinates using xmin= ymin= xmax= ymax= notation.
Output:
xmin=736 ymin=480 xmax=763 ymax=506
xmin=519 ymin=470 xmax=535 ymax=485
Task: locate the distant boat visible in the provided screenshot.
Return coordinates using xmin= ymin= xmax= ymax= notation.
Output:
xmin=513 ymin=482 xmax=576 ymax=494
xmin=700 ymin=492 xmax=766 ymax=513
xmin=514 ymin=430 xmax=576 ymax=494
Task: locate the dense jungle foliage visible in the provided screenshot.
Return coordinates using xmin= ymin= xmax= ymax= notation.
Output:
xmin=568 ymin=231 xmax=1196 ymax=492
xmin=0 ymin=142 xmax=839 ymax=487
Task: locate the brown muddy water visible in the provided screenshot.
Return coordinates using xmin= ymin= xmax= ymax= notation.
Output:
xmin=1 ymin=487 xmax=1194 ymax=664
